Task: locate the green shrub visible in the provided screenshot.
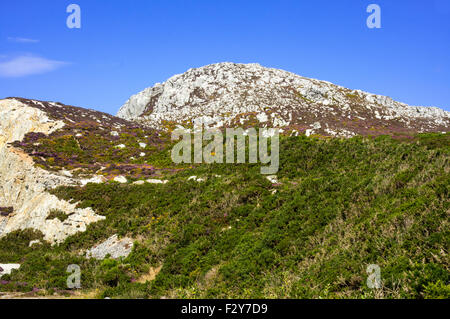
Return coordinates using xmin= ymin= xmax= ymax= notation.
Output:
xmin=2 ymin=133 xmax=448 ymax=299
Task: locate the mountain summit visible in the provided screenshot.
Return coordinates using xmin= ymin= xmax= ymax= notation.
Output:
xmin=117 ymin=62 xmax=449 ymax=137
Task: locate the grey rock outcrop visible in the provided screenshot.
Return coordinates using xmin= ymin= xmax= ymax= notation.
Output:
xmin=117 ymin=62 xmax=449 ymax=136
xmin=85 ymin=235 xmax=134 ymax=260
xmin=0 ymin=99 xmax=105 ymax=244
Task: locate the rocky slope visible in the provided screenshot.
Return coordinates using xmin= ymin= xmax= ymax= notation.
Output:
xmin=0 ymin=98 xmax=166 ymax=244
xmin=117 ymin=63 xmax=449 ymax=137
xmin=0 ymin=87 xmax=448 ymax=298
xmin=0 ymin=99 xmax=105 ymax=244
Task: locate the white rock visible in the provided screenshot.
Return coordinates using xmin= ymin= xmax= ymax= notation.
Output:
xmin=60 ymin=170 xmax=73 ymax=178
xmin=146 ymin=179 xmax=168 ymax=184
xmin=311 ymin=122 xmax=322 ymax=130
xmin=29 ymin=239 xmax=42 ymax=247
xmin=113 ymin=176 xmax=127 ymax=183
xmin=188 ymin=176 xmax=206 ymax=182
xmin=0 ymin=99 xmax=64 ymax=143
xmin=266 ymin=175 xmax=278 ymax=184
xmin=256 ymin=112 xmax=268 ymax=123
xmin=80 ymin=175 xmax=107 ymax=186
xmin=115 ymin=144 xmax=126 ymax=149
xmin=86 ymin=235 xmax=133 ymax=260
xmin=139 ymin=142 xmax=147 ymax=148
xmin=0 ymin=264 xmax=21 ymax=278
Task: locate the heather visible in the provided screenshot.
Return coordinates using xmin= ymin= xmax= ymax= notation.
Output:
xmin=9 ymin=99 xmax=178 ymax=179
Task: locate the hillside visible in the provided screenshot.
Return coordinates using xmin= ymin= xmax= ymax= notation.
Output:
xmin=0 ymin=64 xmax=449 ymax=299
xmin=0 ymin=98 xmax=172 ymax=244
xmin=117 ymin=63 xmax=450 ymax=137
xmin=1 ymin=117 xmax=449 ymax=297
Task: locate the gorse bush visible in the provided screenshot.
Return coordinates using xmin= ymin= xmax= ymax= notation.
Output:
xmin=46 ymin=209 xmax=69 ymax=222
xmin=1 ymin=133 xmax=448 ymax=298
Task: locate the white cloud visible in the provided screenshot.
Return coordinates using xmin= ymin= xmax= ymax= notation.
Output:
xmin=0 ymin=55 xmax=68 ymax=77
xmin=7 ymin=37 xmax=40 ymax=43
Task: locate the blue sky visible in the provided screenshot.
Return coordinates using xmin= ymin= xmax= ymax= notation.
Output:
xmin=0 ymin=0 xmax=449 ymax=114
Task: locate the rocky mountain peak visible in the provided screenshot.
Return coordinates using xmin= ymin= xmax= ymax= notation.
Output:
xmin=117 ymin=62 xmax=449 ymax=137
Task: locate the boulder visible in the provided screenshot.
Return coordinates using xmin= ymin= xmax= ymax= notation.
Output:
xmin=86 ymin=235 xmax=133 ymax=260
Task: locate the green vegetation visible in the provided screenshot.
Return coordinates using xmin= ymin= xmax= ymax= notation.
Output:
xmin=1 ymin=133 xmax=448 ymax=299
xmin=46 ymin=209 xmax=69 ymax=222
xmin=12 ymin=121 xmax=173 ymax=178
xmin=295 ymin=92 xmax=314 ymax=104
xmin=346 ymin=92 xmax=360 ymax=100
